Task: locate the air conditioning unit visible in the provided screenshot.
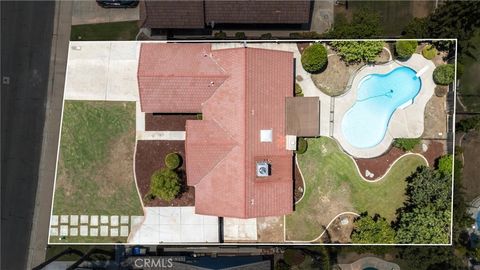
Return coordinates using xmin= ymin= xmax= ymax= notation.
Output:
xmin=256 ymin=162 xmax=270 ymax=177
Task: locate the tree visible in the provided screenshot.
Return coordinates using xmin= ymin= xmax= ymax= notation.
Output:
xmin=402 ymin=17 xmax=429 ymax=38
xmin=422 ymin=44 xmax=437 ymax=60
xmin=392 ymin=138 xmax=420 ymax=151
xmin=330 ymin=41 xmax=384 ymax=63
xmin=437 ymin=154 xmax=453 ymax=175
xmin=433 ymin=64 xmax=455 ymax=85
xmin=324 ymin=9 xmax=382 ymax=39
xmin=456 ymin=116 xmax=480 ymax=132
xmin=150 ymin=168 xmax=181 ymax=202
xmin=351 ymin=214 xmax=395 ymax=244
xmin=395 ymin=40 xmax=418 ymax=59
xmin=301 ymin=43 xmax=328 ymax=73
xmin=405 ymin=166 xmax=451 ymax=210
xmin=399 ymin=247 xmax=464 ymax=270
xmin=165 ymin=152 xmax=181 ymax=170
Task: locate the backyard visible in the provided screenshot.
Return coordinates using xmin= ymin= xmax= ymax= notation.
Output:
xmin=51 ymin=101 xmax=143 ymax=243
xmin=285 ymin=137 xmax=426 ymax=241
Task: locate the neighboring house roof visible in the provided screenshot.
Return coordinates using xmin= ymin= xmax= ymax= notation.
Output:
xmin=137 ymin=43 xmax=294 ymax=218
xmin=140 ymin=0 xmax=205 ymax=29
xmin=286 ymin=97 xmax=320 ymax=137
xmin=137 ymin=43 xmax=228 ymax=113
xmin=205 ymin=0 xmax=311 ymax=25
xmin=140 ymin=0 xmax=311 ymax=29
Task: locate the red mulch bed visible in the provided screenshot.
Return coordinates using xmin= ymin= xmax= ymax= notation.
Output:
xmin=294 ymin=162 xmax=304 ymax=203
xmin=354 ymin=140 xmax=445 ymax=181
xmin=145 ymin=114 xmax=197 ymax=131
xmin=135 ymin=140 xmax=194 ymax=206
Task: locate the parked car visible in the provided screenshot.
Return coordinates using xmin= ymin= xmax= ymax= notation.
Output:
xmin=96 ymin=0 xmax=139 ymax=8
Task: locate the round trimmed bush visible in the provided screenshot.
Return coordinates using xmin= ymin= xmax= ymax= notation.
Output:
xmin=437 ymin=154 xmax=453 ymax=175
xmin=301 ymin=43 xmax=328 ymax=73
xmin=422 ymin=44 xmax=437 ymax=60
xmin=165 ymin=152 xmax=181 ymax=169
xmin=295 ymin=83 xmax=304 ymax=97
xmin=296 ymin=137 xmax=308 ymax=154
xmin=433 ymin=64 xmax=455 ymax=85
xmin=150 ymin=168 xmax=181 ymax=202
xmin=395 ymin=40 xmax=418 ymax=59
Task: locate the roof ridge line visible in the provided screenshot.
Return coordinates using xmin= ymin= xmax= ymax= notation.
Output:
xmin=243 ymin=47 xmax=248 ymax=218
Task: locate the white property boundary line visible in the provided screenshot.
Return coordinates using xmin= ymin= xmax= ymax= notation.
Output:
xmin=47 ymin=39 xmax=456 ymax=246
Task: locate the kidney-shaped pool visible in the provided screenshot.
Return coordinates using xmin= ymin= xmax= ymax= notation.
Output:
xmin=341 ymin=66 xmax=421 ymax=149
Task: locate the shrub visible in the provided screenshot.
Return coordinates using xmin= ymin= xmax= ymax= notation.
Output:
xmin=330 ymin=41 xmax=384 ymax=63
xmin=392 ymin=138 xmax=421 ymax=151
xmin=437 ymin=154 xmax=453 ymax=175
xmin=165 ymin=153 xmax=181 ymax=169
xmin=395 ymin=40 xmax=418 ymax=59
xmin=234 ymin=32 xmax=246 ymax=39
xmin=456 ymin=116 xmax=480 ymax=132
xmin=214 ymin=31 xmax=227 ymax=39
xmin=301 ymin=43 xmax=328 ymax=73
xmin=150 ymin=168 xmax=180 ymax=202
xmin=283 ymin=249 xmax=305 ymax=266
xmin=260 ymin=33 xmax=272 ymax=39
xmin=196 ymin=113 xmax=203 ymax=120
xmin=422 ymin=44 xmax=437 ymax=60
xmin=433 ymin=64 xmax=455 ymax=85
xmin=296 ymin=137 xmax=308 ymax=154
xmin=295 ymin=83 xmax=304 ymax=97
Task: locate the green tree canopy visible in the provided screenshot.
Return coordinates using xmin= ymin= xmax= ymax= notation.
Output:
xmin=433 ymin=64 xmax=455 ymax=85
xmin=392 ymin=138 xmax=420 ymax=151
xmin=325 ymin=9 xmax=382 ymax=39
xmin=437 ymin=154 xmax=453 ymax=175
xmin=351 ymin=214 xmax=396 ymax=244
xmin=301 ymin=43 xmax=328 ymax=73
xmin=330 ymin=41 xmax=384 ymax=63
xmin=395 ymin=40 xmax=418 ymax=59
xmin=405 ymin=166 xmax=452 ymax=210
xmin=150 ymin=168 xmax=181 ymax=202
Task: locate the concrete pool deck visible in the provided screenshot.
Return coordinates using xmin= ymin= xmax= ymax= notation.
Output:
xmin=333 ymin=53 xmax=436 ymax=158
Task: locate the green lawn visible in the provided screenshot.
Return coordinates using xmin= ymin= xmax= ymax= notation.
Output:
xmin=52 ymin=101 xmax=142 ymax=243
xmin=285 ymin=137 xmax=426 ymax=241
xmin=70 ymin=21 xmax=139 ymax=41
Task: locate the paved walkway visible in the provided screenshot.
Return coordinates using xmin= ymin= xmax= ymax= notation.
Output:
xmin=224 ymin=218 xmax=258 ymax=241
xmin=49 ymin=215 xmax=143 ymax=239
xmin=137 ymin=131 xmax=186 ymax=140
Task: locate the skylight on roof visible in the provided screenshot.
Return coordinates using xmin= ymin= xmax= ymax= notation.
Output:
xmin=260 ymin=129 xmax=272 ymax=142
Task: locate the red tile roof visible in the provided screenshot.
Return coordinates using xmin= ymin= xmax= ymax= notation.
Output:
xmin=205 ymin=1 xmax=311 ymax=24
xmin=138 ymin=43 xmax=294 ymax=218
xmin=137 ymin=43 xmax=228 ymax=113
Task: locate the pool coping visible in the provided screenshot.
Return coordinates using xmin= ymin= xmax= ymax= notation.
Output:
xmin=332 ymin=53 xmax=436 ymax=158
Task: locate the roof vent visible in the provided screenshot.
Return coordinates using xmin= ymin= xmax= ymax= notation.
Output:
xmin=256 ymin=162 xmax=270 ymax=177
xmin=209 ymin=81 xmax=215 ymax=87
xmin=260 ymin=129 xmax=272 ymax=142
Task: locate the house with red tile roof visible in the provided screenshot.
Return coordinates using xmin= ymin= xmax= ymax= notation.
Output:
xmin=137 ymin=43 xmax=296 ymax=218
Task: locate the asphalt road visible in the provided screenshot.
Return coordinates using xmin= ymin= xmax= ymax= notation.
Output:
xmin=1 ymin=2 xmax=56 ymax=269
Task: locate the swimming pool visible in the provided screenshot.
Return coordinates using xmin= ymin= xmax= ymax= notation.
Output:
xmin=341 ymin=66 xmax=421 ymax=149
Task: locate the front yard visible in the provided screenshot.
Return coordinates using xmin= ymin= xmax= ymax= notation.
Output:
xmin=285 ymin=137 xmax=426 ymax=241
xmin=51 ymin=101 xmax=143 ymax=243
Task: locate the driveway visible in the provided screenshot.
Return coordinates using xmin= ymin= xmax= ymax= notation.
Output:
xmin=72 ymin=0 xmax=139 ymax=25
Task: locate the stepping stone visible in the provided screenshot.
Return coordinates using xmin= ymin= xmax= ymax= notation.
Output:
xmin=60 ymin=215 xmax=69 ymax=224
xmin=100 ymin=226 xmax=108 ymax=236
xmin=110 ymin=228 xmax=119 ymax=237
xmin=70 ymin=215 xmax=78 ymax=226
xmin=70 ymin=227 xmax=78 ymax=236
xmin=80 ymin=225 xmax=88 ymax=236
xmin=51 ymin=215 xmax=59 ymax=226
xmin=50 ymin=227 xmax=58 ymax=236
xmin=90 ymin=228 xmax=99 ymax=237
xmin=90 ymin=215 xmax=99 ymax=226
xmin=120 ymin=216 xmax=129 ymax=224
xmin=60 ymin=225 xmax=68 ymax=236
xmin=80 ymin=215 xmax=89 ymax=224
xmin=100 ymin=215 xmax=109 ymax=224
xmin=120 ymin=226 xmax=129 ymax=237
xmin=110 ymin=215 xmax=119 ymax=226
xmin=130 ymin=216 xmax=143 ymax=228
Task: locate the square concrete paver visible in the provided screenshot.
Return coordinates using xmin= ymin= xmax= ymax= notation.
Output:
xmin=51 ymin=215 xmax=59 ymax=226
xmin=121 ymin=216 xmax=129 ymax=224
xmin=60 ymin=215 xmax=69 ymax=224
xmin=70 ymin=215 xmax=79 ymax=226
xmin=110 ymin=228 xmax=119 ymax=237
xmin=100 ymin=215 xmax=109 ymax=224
xmin=70 ymin=227 xmax=78 ymax=236
xmin=90 ymin=228 xmax=99 ymax=237
xmin=120 ymin=226 xmax=129 ymax=237
xmin=130 ymin=216 xmax=143 ymax=228
xmin=50 ymin=227 xmax=58 ymax=236
xmin=80 ymin=215 xmax=89 ymax=224
xmin=60 ymin=225 xmax=69 ymax=236
xmin=80 ymin=225 xmax=89 ymax=236
xmin=110 ymin=215 xmax=119 ymax=226
xmin=100 ymin=226 xmax=109 ymax=236
xmin=90 ymin=215 xmax=99 ymax=226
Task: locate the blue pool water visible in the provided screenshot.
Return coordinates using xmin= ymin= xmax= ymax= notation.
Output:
xmin=341 ymin=66 xmax=421 ymax=148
